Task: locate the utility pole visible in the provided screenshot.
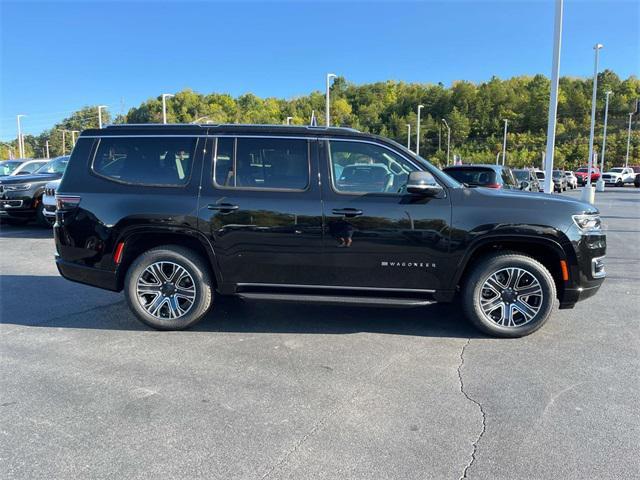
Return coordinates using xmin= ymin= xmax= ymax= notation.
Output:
xmin=416 ymin=105 xmax=424 ymax=155
xmin=442 ymin=118 xmax=451 ymax=166
xmin=625 ymin=112 xmax=633 ymax=168
xmin=583 ymin=43 xmax=603 ymax=201
xmin=286 ymin=116 xmax=293 ymax=125
xmin=71 ymin=130 xmax=79 ymax=147
xmin=438 ymin=124 xmax=442 ymax=152
xmin=45 ymin=140 xmax=50 ymax=159
xmin=16 ymin=114 xmax=26 ymax=158
xmin=406 ymin=124 xmax=411 ymax=151
xmin=596 ymin=91 xmax=613 ymax=191
xmin=544 ymin=0 xmax=564 ymax=194
xmin=501 ymin=119 xmax=508 ymax=165
xmin=98 ymin=105 xmax=108 ymax=128
xmin=325 ymin=73 xmax=337 ymax=127
xmin=162 ymin=93 xmax=174 ymax=124
xmin=62 ymin=130 xmax=67 ymax=155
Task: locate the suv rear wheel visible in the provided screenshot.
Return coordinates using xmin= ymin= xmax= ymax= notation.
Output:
xmin=124 ymin=245 xmax=213 ymax=330
xmin=462 ymin=252 xmax=556 ymax=337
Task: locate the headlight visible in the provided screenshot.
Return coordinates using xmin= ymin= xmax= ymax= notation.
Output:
xmin=572 ymin=214 xmax=602 ymax=232
xmin=4 ymin=183 xmax=32 ymax=191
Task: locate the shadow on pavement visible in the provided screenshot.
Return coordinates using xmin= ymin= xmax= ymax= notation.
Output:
xmin=0 ymin=223 xmax=53 ymax=239
xmin=0 ymin=274 xmax=482 ymax=339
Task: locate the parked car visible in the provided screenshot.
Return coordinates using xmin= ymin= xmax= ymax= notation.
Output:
xmin=442 ymin=164 xmax=520 ymax=189
xmin=601 ymin=167 xmax=636 ymax=186
xmin=42 ymin=179 xmax=61 ymax=225
xmin=563 ymin=171 xmax=578 ymax=189
xmin=574 ymin=166 xmax=601 ymax=185
xmin=512 ymin=169 xmax=540 ymax=192
xmin=533 ymin=170 xmax=546 ymax=191
xmin=0 ymin=159 xmax=48 ymax=178
xmin=631 ymin=166 xmax=640 ymax=188
xmin=53 ymin=124 xmax=606 ymax=338
xmin=0 ymin=155 xmax=70 ymax=226
xmin=552 ymin=170 xmax=568 ymax=192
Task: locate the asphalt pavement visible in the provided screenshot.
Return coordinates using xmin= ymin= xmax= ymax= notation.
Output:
xmin=1 ymin=187 xmax=638 ymax=480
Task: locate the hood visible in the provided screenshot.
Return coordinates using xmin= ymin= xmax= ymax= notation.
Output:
xmin=0 ymin=172 xmax=62 ymax=185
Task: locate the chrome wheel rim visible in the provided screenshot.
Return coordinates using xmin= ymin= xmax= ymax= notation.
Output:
xmin=136 ymin=261 xmax=196 ymax=320
xmin=479 ymin=267 xmax=543 ymax=328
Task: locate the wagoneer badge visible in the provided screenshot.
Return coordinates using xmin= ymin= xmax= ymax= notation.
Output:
xmin=381 ymin=261 xmax=436 ymax=268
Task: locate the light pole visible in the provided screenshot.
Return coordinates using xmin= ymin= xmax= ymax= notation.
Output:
xmin=325 ymin=73 xmax=337 ymax=127
xmin=98 ymin=105 xmax=108 ymax=128
xmin=71 ymin=130 xmax=79 ymax=147
xmin=582 ymin=43 xmax=603 ymax=203
xmin=45 ymin=140 xmax=50 ymax=159
xmin=441 ymin=118 xmax=451 ymax=166
xmin=61 ymin=130 xmax=67 ymax=155
xmin=16 ymin=114 xmax=26 ymax=158
xmin=416 ymin=105 xmax=424 ymax=155
xmin=544 ymin=0 xmax=564 ymax=194
xmin=496 ymin=152 xmax=501 ymax=165
xmin=286 ymin=116 xmax=293 ymax=125
xmin=625 ymin=112 xmax=633 ymax=168
xmin=162 ymin=93 xmax=174 ymax=124
xmin=406 ymin=123 xmax=411 ymax=151
xmin=596 ymin=91 xmax=613 ymax=191
xmin=501 ymin=119 xmax=508 ymax=165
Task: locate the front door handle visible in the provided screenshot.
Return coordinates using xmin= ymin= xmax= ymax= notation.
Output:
xmin=332 ymin=208 xmax=363 ymax=217
xmin=208 ymin=203 xmax=239 ymax=213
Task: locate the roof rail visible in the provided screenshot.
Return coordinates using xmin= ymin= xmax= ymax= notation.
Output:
xmin=103 ymin=123 xmax=361 ymax=133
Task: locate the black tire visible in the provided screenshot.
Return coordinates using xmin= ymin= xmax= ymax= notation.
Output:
xmin=124 ymin=245 xmax=214 ymax=330
xmin=616 ymin=178 xmax=623 ymax=187
xmin=35 ymin=201 xmax=51 ymax=227
xmin=635 ymin=176 xmax=640 ymax=188
xmin=462 ymin=251 xmax=556 ymax=338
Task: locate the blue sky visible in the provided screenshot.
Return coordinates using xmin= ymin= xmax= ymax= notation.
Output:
xmin=1 ymin=0 xmax=638 ymax=140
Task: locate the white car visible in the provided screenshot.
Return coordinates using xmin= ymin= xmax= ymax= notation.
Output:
xmin=564 ymin=171 xmax=578 ymax=189
xmin=42 ymin=179 xmax=60 ymax=225
xmin=534 ymin=170 xmax=546 ymax=191
xmin=601 ymin=167 xmax=636 ymax=186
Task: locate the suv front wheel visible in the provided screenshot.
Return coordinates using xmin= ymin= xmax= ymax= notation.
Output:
xmin=124 ymin=245 xmax=213 ymax=330
xmin=462 ymin=252 xmax=556 ymax=337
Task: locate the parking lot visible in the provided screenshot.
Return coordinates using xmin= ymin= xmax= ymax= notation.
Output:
xmin=1 ymin=188 xmax=638 ymax=480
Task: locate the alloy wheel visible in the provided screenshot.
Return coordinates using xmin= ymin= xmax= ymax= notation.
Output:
xmin=479 ymin=267 xmax=543 ymax=327
xmin=136 ymin=261 xmax=196 ymax=320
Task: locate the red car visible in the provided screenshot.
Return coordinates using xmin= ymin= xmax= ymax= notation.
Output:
xmin=574 ymin=166 xmax=601 ymax=185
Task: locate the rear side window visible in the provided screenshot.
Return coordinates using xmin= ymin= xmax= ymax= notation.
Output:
xmin=445 ymin=168 xmax=496 ymax=186
xmin=93 ymin=137 xmax=196 ymax=186
xmin=214 ymin=137 xmax=309 ymax=190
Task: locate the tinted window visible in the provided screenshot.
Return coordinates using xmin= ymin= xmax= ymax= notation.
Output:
xmin=93 ymin=137 xmax=195 ymax=186
xmin=36 ymin=156 xmax=69 ymax=174
xmin=214 ymin=137 xmax=308 ymax=190
xmin=329 ymin=141 xmax=417 ymax=194
xmin=445 ymin=167 xmax=497 ymax=186
xmin=21 ymin=161 xmax=47 ymax=173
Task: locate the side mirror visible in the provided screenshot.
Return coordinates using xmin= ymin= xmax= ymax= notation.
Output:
xmin=520 ymin=181 xmax=529 ymax=190
xmin=406 ymin=171 xmax=443 ymax=196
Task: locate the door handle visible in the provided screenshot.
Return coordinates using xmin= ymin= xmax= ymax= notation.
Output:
xmin=332 ymin=208 xmax=363 ymax=217
xmin=208 ymin=203 xmax=239 ymax=213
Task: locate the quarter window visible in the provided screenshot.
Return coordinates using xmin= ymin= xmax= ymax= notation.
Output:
xmin=214 ymin=137 xmax=309 ymax=190
xmin=93 ymin=137 xmax=196 ymax=186
xmin=329 ymin=141 xmax=417 ymax=194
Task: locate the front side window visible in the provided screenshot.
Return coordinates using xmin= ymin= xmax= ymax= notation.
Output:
xmin=0 ymin=161 xmax=21 ymax=175
xmin=21 ymin=161 xmax=47 ymax=173
xmin=329 ymin=141 xmax=417 ymax=194
xmin=214 ymin=137 xmax=309 ymax=190
xmin=36 ymin=156 xmax=69 ymax=174
xmin=93 ymin=137 xmax=195 ymax=186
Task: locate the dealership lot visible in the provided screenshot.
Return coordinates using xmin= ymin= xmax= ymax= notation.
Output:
xmin=1 ymin=188 xmax=638 ymax=480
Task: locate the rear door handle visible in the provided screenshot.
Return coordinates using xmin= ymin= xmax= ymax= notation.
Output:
xmin=332 ymin=208 xmax=363 ymax=217
xmin=208 ymin=203 xmax=239 ymax=213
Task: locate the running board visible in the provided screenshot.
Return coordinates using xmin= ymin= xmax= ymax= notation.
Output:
xmin=237 ymin=292 xmax=435 ymax=307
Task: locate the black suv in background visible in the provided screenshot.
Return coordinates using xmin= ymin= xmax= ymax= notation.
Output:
xmin=442 ymin=164 xmax=520 ymax=190
xmin=0 ymin=155 xmax=70 ymax=226
xmin=54 ymin=125 xmax=605 ymax=337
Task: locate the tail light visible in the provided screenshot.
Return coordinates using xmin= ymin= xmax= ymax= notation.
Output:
xmin=486 ymin=183 xmax=502 ymax=189
xmin=55 ymin=195 xmax=81 ymax=211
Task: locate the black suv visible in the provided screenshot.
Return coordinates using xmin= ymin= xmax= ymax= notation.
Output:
xmin=442 ymin=164 xmax=520 ymax=190
xmin=54 ymin=125 xmax=606 ymax=337
xmin=0 ymin=155 xmax=70 ymax=226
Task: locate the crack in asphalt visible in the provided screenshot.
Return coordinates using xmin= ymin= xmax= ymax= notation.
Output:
xmin=457 ymin=338 xmax=486 ymax=480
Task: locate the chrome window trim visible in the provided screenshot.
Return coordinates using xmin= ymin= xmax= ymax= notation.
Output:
xmin=82 ymin=134 xmax=208 ymax=138
xmin=236 ymin=283 xmax=436 ymax=293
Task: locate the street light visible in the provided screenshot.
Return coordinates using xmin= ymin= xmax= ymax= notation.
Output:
xmin=406 ymin=124 xmax=411 ymax=151
xmin=544 ymin=0 xmax=564 ymax=194
xmin=441 ymin=118 xmax=451 ymax=166
xmin=16 ymin=114 xmax=26 ymax=158
xmin=45 ymin=140 xmax=50 ymax=159
xmin=596 ymin=91 xmax=613 ymax=191
xmin=501 ymin=119 xmax=509 ymax=165
xmin=325 ymin=73 xmax=337 ymax=127
xmin=286 ymin=116 xmax=293 ymax=125
xmin=495 ymin=152 xmax=501 ymax=165
xmin=97 ymin=105 xmax=108 ymax=129
xmin=61 ymin=130 xmax=67 ymax=155
xmin=416 ymin=105 xmax=424 ymax=155
xmin=71 ymin=130 xmax=79 ymax=147
xmin=582 ymin=43 xmax=603 ymax=204
xmin=625 ymin=112 xmax=633 ymax=168
xmin=162 ymin=93 xmax=174 ymax=124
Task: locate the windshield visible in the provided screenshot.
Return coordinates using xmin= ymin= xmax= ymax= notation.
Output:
xmin=513 ymin=170 xmax=529 ymax=181
xmin=576 ymin=168 xmax=588 ymax=173
xmin=610 ymin=168 xmax=624 ymax=173
xmin=444 ymin=167 xmax=497 ymax=186
xmin=35 ymin=156 xmax=70 ymax=174
xmin=552 ymin=171 xmax=563 ymax=178
xmin=0 ymin=161 xmax=22 ymax=176
xmin=535 ymin=171 xmax=545 ymax=179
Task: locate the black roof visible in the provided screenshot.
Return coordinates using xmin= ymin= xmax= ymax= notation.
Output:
xmin=80 ymin=123 xmax=368 ymax=138
xmin=443 ymin=164 xmax=510 ymax=171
